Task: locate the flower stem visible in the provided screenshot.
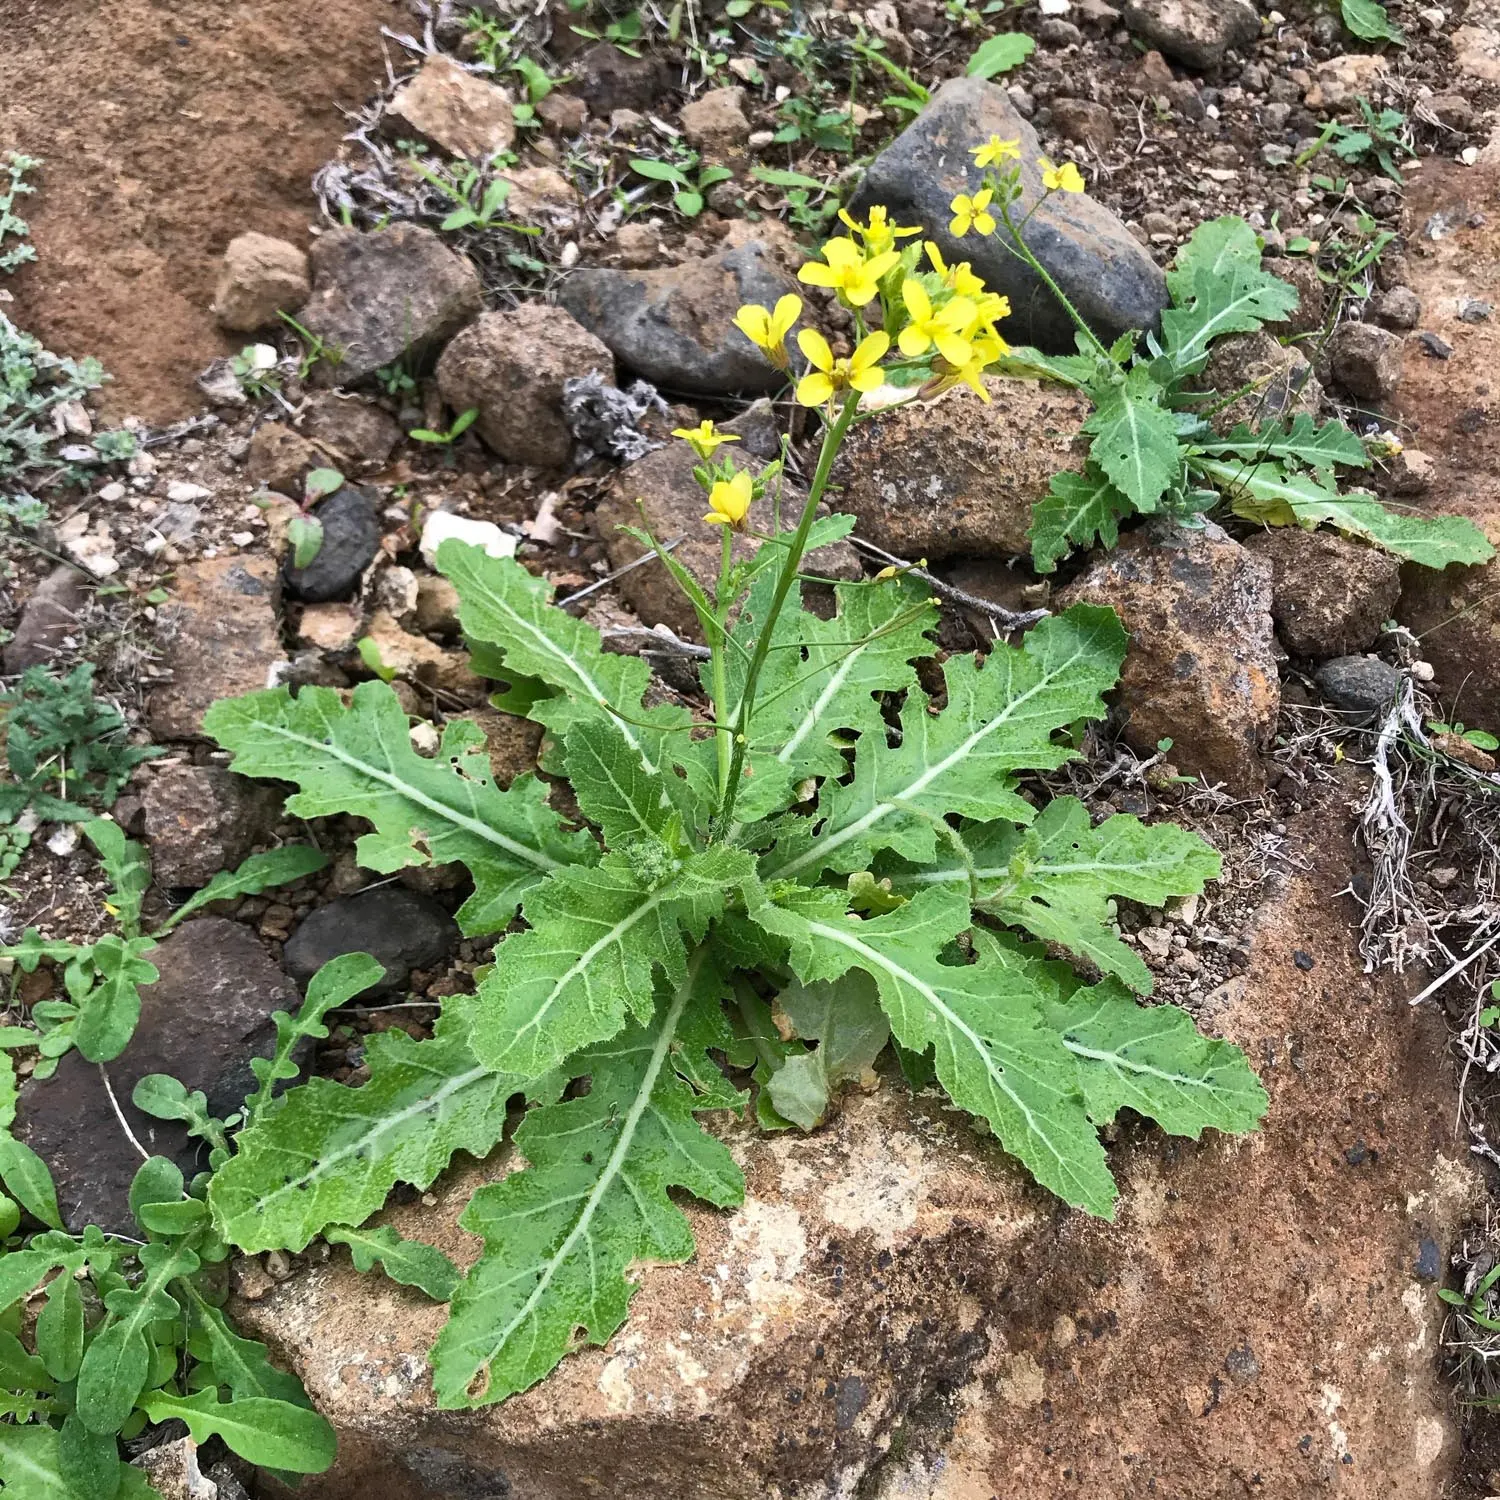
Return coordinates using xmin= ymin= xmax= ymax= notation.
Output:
xmin=711 ymin=392 xmax=860 ymax=840
xmin=997 ymin=200 xmax=1110 ymax=361
xmin=713 ymin=524 xmax=735 ymax=798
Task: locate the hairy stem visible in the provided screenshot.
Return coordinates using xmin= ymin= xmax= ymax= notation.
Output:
xmin=996 ymin=199 xmax=1110 ymax=361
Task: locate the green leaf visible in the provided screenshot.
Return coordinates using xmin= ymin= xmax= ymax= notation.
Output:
xmin=966 ymin=31 xmax=1035 ymax=77
xmin=563 ymin=716 xmax=688 ymax=849
xmin=752 ymin=884 xmax=1119 ymax=1217
xmin=430 ymin=952 xmax=744 ymax=1407
xmin=468 ymin=845 xmax=755 ymax=1078
xmin=73 ymin=937 xmax=157 ymax=1064
xmin=80 ymin=820 xmax=150 ymax=938
xmin=1082 ymin=366 xmax=1182 ymax=514
xmin=77 ymin=1239 xmax=199 ymax=1435
xmin=58 ymin=1414 xmax=121 ymax=1500
xmin=0 ymin=1425 xmax=154 ymax=1500
xmin=136 ymin=1388 xmax=336 ymax=1474
xmin=131 ymin=1075 xmax=226 ymax=1155
xmin=1028 ymin=466 xmax=1134 ymax=573
xmin=767 ymin=971 xmax=889 ymax=1129
xmin=629 ymin=158 xmax=689 ymax=186
xmin=204 ymin=681 xmax=597 ymax=936
xmin=723 ymin=573 xmax=939 ymax=826
xmin=1161 ymin=217 xmax=1301 ymax=374
xmin=0 ymin=1328 xmax=50 ymax=1390
xmin=36 ymin=1271 xmax=84 ymax=1382
xmin=0 ymin=1131 xmax=62 ymax=1229
xmin=1341 ymin=0 xmax=1404 ymax=42
xmin=1195 ymin=457 xmax=1497 ymax=568
xmin=242 ymin=951 xmax=386 ymax=1128
xmin=885 ymin=797 xmax=1220 ymax=993
xmin=324 ymin=1224 xmax=461 ymax=1301
xmin=673 ymin=189 xmax=704 ymax=218
xmin=763 ymin=606 xmax=1126 ymax=884
xmin=210 ymin=1015 xmax=517 ymax=1253
xmin=436 ymin=541 xmax=704 ymax=792
xmin=155 ymin=845 xmax=329 ymax=934
xmin=1190 ymin=412 xmax=1370 ymax=470
xmin=0 ymin=1246 xmax=77 ymax=1313
xmin=305 ymin=467 xmax=344 ymax=501
xmin=181 ymin=1286 xmax=309 ymax=1406
xmin=750 ymin=165 xmax=829 ymax=191
xmin=1040 ymin=974 xmax=1268 ymax=1136
xmin=286 ymin=513 xmax=324 ymax=571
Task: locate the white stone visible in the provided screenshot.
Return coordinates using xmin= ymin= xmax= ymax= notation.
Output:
xmin=409 ymin=721 xmax=441 ymax=755
xmin=1039 ymin=0 xmax=1072 ymax=13
xmin=166 ymin=480 xmax=213 ymax=503
xmin=46 ymin=824 xmax=80 ymax=858
xmin=419 ymin=509 xmax=518 ymax=567
xmin=97 ymin=481 xmax=127 ymax=503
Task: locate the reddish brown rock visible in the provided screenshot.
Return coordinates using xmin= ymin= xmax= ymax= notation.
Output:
xmin=147 ymin=555 xmax=285 ymax=741
xmin=1244 ymin=527 xmax=1400 ymax=659
xmin=212 ymin=232 xmax=311 ymax=333
xmin=142 ymin=764 xmax=280 ymax=888
xmin=386 ymin=55 xmax=516 ymax=161
xmin=435 ymin=304 xmax=614 ymax=469
xmin=1060 ymin=520 xmax=1278 ymax=791
xmin=832 ymin=378 xmax=1091 ymax=560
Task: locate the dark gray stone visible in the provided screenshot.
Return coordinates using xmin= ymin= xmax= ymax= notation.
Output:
xmin=847 ymin=77 xmax=1167 ymax=353
xmin=559 ymin=238 xmax=797 ymax=396
xmin=1314 ymin=655 xmax=1402 ymax=718
xmin=3 ymin=565 xmax=90 ymax=674
xmin=14 ymin=919 xmax=303 ymax=1233
xmin=297 ymin=224 xmax=483 ymax=387
xmin=283 ymin=485 xmax=380 ymax=602
xmin=282 ymin=887 xmax=460 ymax=998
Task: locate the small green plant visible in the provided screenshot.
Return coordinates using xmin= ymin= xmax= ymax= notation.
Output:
xmin=230 ymin=342 xmax=280 ymax=400
xmin=355 ymin=635 xmax=398 ymax=683
xmin=0 ymin=152 xmax=41 ymax=275
xmin=0 ymin=665 xmax=160 ymax=831
xmin=1339 ymin=0 xmax=1404 ymax=45
xmin=409 ymin=160 xmax=540 ymax=237
xmin=953 ymin=160 xmax=1493 ymax=571
xmin=773 ymin=97 xmax=857 ymax=153
xmin=277 ymin=311 xmax=344 ymax=379
xmin=1 ymin=819 xmax=326 ymax=1077
xmin=1299 ymin=98 xmax=1415 ymax=184
xmin=464 ymin=10 xmax=558 ymax=125
xmin=1427 ymin=720 xmax=1499 ymax=752
xmin=409 ymin=407 xmax=479 ymax=447
xmin=851 ymin=34 xmax=930 ymax=116
xmin=263 ymin=465 xmax=344 ymax=572
xmin=374 ymin=359 xmax=420 ymax=399
xmin=751 ymin=166 xmax=840 ymax=234
xmin=629 ymin=152 xmax=734 ymax=218
xmin=1 ymin=315 xmax=106 ymax=502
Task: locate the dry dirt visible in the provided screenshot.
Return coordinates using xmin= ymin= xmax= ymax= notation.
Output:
xmin=0 ymin=0 xmax=397 ymax=422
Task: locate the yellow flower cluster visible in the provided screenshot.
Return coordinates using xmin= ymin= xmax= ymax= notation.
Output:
xmin=950 ymin=149 xmax=1086 ymax=239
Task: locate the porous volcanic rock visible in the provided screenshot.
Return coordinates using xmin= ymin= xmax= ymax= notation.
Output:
xmin=831 ymin=378 xmax=1092 ymax=560
xmin=1244 ymin=527 xmax=1400 ymax=659
xmin=1120 ymin=0 xmax=1259 ymax=69
xmin=297 ymin=225 xmax=483 ymax=387
xmin=386 ymin=54 xmax=516 ymax=161
xmin=1059 ymin=519 xmax=1278 ymax=791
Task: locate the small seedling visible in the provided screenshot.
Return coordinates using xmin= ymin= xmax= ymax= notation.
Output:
xmin=231 ymin=342 xmax=280 ymax=399
xmin=263 ymin=465 xmax=344 ymax=571
xmin=356 ymin=635 xmax=398 ymax=683
xmin=629 ymin=153 xmax=733 ymax=217
xmin=0 ymin=151 xmax=41 ymax=275
xmin=1339 ymin=0 xmax=1404 ymax=45
xmin=278 ymin=311 xmax=344 ymax=379
xmin=965 ymin=30 xmax=1036 ymax=79
xmin=751 ymin=166 xmax=839 ymax=234
xmin=409 ymin=160 xmax=540 ymax=237
xmin=1297 ymin=99 xmax=1415 ymax=184
xmin=409 ymin=408 xmax=480 ymax=447
xmin=1427 ymin=720 xmax=1499 ymax=752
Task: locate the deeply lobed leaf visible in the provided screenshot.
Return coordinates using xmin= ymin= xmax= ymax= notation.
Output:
xmin=1028 ymin=466 xmax=1134 ymax=574
xmin=1082 ymin=365 xmax=1183 ymax=514
xmin=763 ymin=606 xmax=1126 ymax=884
xmin=204 ymin=681 xmax=597 ymax=936
xmin=431 ymin=954 xmax=744 ymax=1407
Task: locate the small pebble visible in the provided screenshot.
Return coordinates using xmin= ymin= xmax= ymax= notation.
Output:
xmin=1417 ymin=331 xmax=1453 ymax=359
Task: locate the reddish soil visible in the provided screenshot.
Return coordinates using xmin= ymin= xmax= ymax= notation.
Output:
xmin=0 ymin=0 xmax=397 ymax=422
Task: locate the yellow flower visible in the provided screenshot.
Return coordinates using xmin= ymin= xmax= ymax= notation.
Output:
xmin=733 ymin=294 xmax=803 ymax=369
xmin=1040 ymin=157 xmax=1086 ymax=193
xmin=898 ymin=280 xmax=978 ymax=367
xmin=967 ymin=291 xmax=1012 ymax=333
xmin=971 ymin=135 xmax=1021 ymax=169
xmin=703 ymin=469 xmax=754 ymax=529
xmin=673 ymin=420 xmax=740 ymax=461
xmin=927 ymin=328 xmax=1010 ymax=403
xmin=924 ymin=242 xmax=987 ymax=298
xmin=795 ymin=328 xmax=890 ymax=407
xmin=838 ymin=205 xmax=922 ymax=257
xmin=949 ymin=189 xmax=996 ymax=238
xmin=797 ymin=238 xmax=900 ymax=307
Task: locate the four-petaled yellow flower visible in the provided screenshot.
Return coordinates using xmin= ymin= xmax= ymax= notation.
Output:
xmin=795 ymin=328 xmax=890 ymax=407
xmin=703 ymin=469 xmax=754 ymax=529
xmin=949 ymin=188 xmax=996 ymax=238
xmin=1040 ymin=157 xmax=1086 ymax=193
xmin=930 ymin=327 xmax=1010 ymax=403
xmin=898 ymin=280 xmax=978 ymax=367
xmin=837 ymin=205 xmax=921 ymax=258
xmin=733 ymin=294 xmax=802 ymax=369
xmin=971 ymin=135 xmax=1021 ymax=169
xmin=924 ymin=242 xmax=987 ymax=298
xmin=673 ymin=419 xmax=740 ymax=461
xmin=798 ymin=238 xmax=899 ymax=307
